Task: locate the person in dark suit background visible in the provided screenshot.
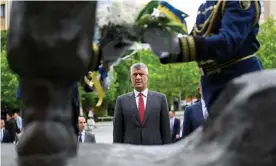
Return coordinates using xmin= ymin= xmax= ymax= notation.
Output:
xmin=113 ymin=63 xmax=171 ymax=145
xmin=1 ymin=119 xmax=10 ymax=143
xmin=169 ymin=111 xmax=180 ymax=142
xmin=5 ymin=112 xmax=18 ymax=143
xmin=78 ymin=116 xmax=96 ymax=143
xmin=182 ymin=86 xmax=208 ymax=138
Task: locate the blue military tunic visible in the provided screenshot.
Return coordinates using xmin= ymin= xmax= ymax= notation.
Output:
xmin=193 ymin=1 xmax=263 ymax=109
xmin=163 ymin=0 xmax=264 ymax=109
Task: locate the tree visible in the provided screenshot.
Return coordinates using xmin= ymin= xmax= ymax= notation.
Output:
xmin=1 ymin=30 xmax=22 ymax=108
xmin=257 ymin=16 xmax=276 ymax=69
xmin=107 ymin=49 xmax=200 ymax=106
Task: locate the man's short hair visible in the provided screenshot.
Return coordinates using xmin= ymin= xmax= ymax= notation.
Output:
xmin=130 ymin=62 xmax=148 ymax=74
xmin=78 ymin=116 xmax=86 ymax=122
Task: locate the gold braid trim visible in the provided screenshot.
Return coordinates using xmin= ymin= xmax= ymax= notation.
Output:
xmin=253 ymin=0 xmax=260 ymax=26
xmin=187 ymin=36 xmax=196 ymax=61
xmin=193 ymin=0 xmax=222 ymax=36
xmin=193 ymin=16 xmax=212 ymax=34
xmin=204 ymin=0 xmax=222 ymax=37
xmin=180 ymin=37 xmax=189 ymax=62
xmin=193 ymin=29 xmax=197 ymax=36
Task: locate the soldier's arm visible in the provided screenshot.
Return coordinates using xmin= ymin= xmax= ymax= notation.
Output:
xmin=162 ymin=1 xmax=260 ymax=63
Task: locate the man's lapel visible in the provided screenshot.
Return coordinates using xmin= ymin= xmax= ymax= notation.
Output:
xmin=0 ymin=129 xmax=3 ymax=141
xmin=143 ymin=90 xmax=152 ymax=125
xmin=197 ymin=101 xmax=204 ymax=120
xmin=128 ymin=92 xmax=141 ymax=125
xmin=172 ymin=118 xmax=176 ymax=130
xmin=84 ymin=132 xmax=87 ymax=143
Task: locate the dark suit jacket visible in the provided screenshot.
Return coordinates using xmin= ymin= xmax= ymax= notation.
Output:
xmin=171 ymin=118 xmax=180 ymax=142
xmin=113 ymin=90 xmax=171 ymax=145
xmin=1 ymin=129 xmax=10 ymax=143
xmin=5 ymin=119 xmax=17 ymax=143
xmin=84 ymin=130 xmax=96 ymax=143
xmin=182 ymin=101 xmax=205 ymax=138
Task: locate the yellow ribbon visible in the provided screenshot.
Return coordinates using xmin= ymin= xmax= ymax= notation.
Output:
xmin=89 ymin=71 xmax=105 ymax=107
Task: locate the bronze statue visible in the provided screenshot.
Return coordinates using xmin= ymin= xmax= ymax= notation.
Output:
xmin=7 ymin=1 xmax=98 ymax=165
xmin=7 ymin=1 xmax=135 ymax=165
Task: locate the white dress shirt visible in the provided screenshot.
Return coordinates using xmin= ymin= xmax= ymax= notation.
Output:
xmin=201 ymin=99 xmax=209 ymax=119
xmin=0 ymin=128 xmax=3 ymax=142
xmin=79 ymin=130 xmax=86 ymax=143
xmin=134 ymin=88 xmax=148 ymax=109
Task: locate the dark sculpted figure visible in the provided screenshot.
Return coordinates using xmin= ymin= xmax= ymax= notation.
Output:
xmin=7 ymin=1 xmax=98 ymax=166
xmin=7 ymin=1 xmax=134 ymax=166
xmin=5 ymin=1 xmax=276 ymax=166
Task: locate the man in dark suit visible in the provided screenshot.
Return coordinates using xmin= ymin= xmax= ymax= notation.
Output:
xmin=169 ymin=111 xmax=180 ymax=142
xmin=5 ymin=112 xmax=18 ymax=143
xmin=182 ymin=87 xmax=208 ymax=138
xmin=78 ymin=116 xmax=96 ymax=143
xmin=113 ymin=63 xmax=171 ymax=145
xmin=1 ymin=119 xmax=10 ymax=143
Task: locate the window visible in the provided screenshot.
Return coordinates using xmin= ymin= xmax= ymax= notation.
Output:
xmin=0 ymin=4 xmax=5 ymax=17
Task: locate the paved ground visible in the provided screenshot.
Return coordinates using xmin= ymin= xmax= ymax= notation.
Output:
xmin=91 ymin=122 xmax=113 ymax=144
xmin=90 ymin=111 xmax=184 ymax=144
xmin=1 ymin=111 xmax=186 ymax=166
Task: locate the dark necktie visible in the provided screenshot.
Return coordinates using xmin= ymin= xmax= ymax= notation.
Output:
xmin=138 ymin=93 xmax=145 ymax=123
xmin=79 ymin=133 xmax=82 ymax=143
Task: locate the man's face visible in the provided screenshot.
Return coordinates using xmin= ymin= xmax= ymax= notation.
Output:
xmin=0 ymin=120 xmax=4 ymax=128
xmin=131 ymin=68 xmax=148 ymax=91
xmin=13 ymin=113 xmax=18 ymax=118
xmin=78 ymin=117 xmax=86 ymax=132
xmin=169 ymin=111 xmax=175 ymax=118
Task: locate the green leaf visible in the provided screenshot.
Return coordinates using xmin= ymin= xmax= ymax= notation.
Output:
xmin=135 ymin=1 xmax=159 ymax=22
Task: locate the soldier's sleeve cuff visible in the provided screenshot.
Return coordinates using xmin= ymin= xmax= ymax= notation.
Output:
xmin=178 ymin=35 xmax=204 ymax=62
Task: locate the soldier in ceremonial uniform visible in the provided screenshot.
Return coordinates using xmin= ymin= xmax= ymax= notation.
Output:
xmin=143 ymin=0 xmax=263 ymax=109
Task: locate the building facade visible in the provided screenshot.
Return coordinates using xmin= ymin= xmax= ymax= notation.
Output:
xmin=0 ymin=0 xmax=12 ymax=30
xmin=260 ymin=0 xmax=276 ymax=23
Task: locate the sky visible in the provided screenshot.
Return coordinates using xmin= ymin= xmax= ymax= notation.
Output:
xmin=167 ymin=0 xmax=205 ymax=33
xmin=97 ymin=0 xmax=205 ymax=33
